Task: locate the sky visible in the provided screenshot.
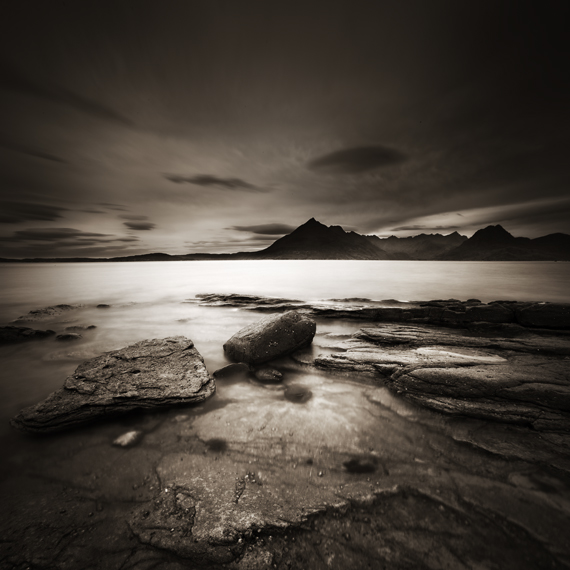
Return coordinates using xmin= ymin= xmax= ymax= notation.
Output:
xmin=0 ymin=0 xmax=568 ymax=258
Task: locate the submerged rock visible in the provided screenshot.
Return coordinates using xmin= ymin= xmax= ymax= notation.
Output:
xmin=0 ymin=325 xmax=55 ymax=344
xmin=11 ymin=304 xmax=83 ymax=323
xmin=213 ymin=362 xmax=251 ymax=379
xmin=65 ymin=325 xmax=96 ymax=331
xmin=253 ymin=367 xmax=283 ymax=383
xmin=224 ymin=310 xmax=316 ymax=364
xmin=11 ymin=336 xmax=215 ymax=433
xmin=55 ymin=332 xmax=82 ymax=341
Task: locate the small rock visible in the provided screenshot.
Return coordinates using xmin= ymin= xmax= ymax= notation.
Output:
xmin=65 ymin=325 xmax=97 ymax=331
xmin=112 ymin=430 xmax=143 ymax=447
xmin=213 ymin=362 xmax=250 ymax=379
xmin=254 ymin=368 xmax=283 ymax=383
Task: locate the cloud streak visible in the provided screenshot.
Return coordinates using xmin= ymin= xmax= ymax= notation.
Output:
xmin=0 ymin=59 xmax=134 ymax=126
xmin=230 ymin=223 xmax=295 ymax=235
xmin=307 ymin=145 xmax=407 ymax=174
xmin=163 ymin=173 xmax=264 ymax=192
xmin=0 ymin=201 xmax=68 ymax=224
xmin=0 ymin=139 xmax=67 ymax=163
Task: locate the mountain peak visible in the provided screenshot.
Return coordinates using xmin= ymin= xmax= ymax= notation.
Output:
xmin=470 ymin=224 xmax=515 ymax=244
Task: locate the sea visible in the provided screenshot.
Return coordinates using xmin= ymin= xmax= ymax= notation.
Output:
xmin=1 ymin=260 xmax=569 ymax=427
xmin=0 ymin=260 xmax=569 ymax=566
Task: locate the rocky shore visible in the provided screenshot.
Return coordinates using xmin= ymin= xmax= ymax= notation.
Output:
xmin=1 ymin=297 xmax=569 ymax=569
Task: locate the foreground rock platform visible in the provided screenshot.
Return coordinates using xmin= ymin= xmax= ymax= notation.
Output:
xmin=11 ymin=336 xmax=215 ymax=433
xmin=313 ymin=322 xmax=570 ymax=432
xmin=2 ymin=298 xmax=570 ymax=569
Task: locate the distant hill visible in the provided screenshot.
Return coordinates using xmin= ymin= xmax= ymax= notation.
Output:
xmin=250 ymin=218 xmax=390 ymax=260
xmin=1 ymin=220 xmax=569 ymax=262
xmin=367 ymin=232 xmax=467 ymax=260
xmin=439 ymin=225 xmax=570 ymax=261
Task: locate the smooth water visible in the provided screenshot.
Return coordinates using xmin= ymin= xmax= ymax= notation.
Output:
xmin=1 ymin=260 xmax=569 ymax=320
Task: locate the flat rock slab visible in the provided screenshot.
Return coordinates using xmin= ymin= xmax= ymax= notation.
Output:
xmin=315 ymin=345 xmax=507 ymax=376
xmin=392 ymin=364 xmax=570 ymax=431
xmin=224 ymin=310 xmax=316 ymax=364
xmin=311 ymin=324 xmax=570 ymax=432
xmin=11 ymin=336 xmax=215 ymax=433
xmin=0 ymin=325 xmax=55 ymax=344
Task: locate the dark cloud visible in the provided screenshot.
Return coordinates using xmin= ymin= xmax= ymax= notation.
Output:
xmin=307 ymin=146 xmax=407 ymax=174
xmin=80 ymin=209 xmax=106 ymax=214
xmin=0 ymin=139 xmax=66 ymax=163
xmin=164 ymin=174 xmax=263 ymax=192
xmin=0 ymin=59 xmax=133 ymax=127
xmin=117 ymin=236 xmax=140 ymax=242
xmin=230 ymin=223 xmax=295 ymax=235
xmin=123 ymin=221 xmax=156 ymax=231
xmin=0 ymin=201 xmax=67 ymax=224
xmin=120 ymin=214 xmax=149 ymax=221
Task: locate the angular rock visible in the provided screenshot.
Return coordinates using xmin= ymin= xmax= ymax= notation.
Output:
xmin=11 ymin=336 xmax=215 ymax=433
xmin=0 ymin=325 xmax=55 ymax=345
xmin=223 ymin=310 xmax=316 ymax=365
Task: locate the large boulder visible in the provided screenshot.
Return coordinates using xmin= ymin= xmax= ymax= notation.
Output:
xmin=223 ymin=310 xmax=316 ymax=364
xmin=11 ymin=336 xmax=214 ymax=433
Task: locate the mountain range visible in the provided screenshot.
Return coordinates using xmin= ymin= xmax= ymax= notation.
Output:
xmin=1 ymin=218 xmax=569 ymax=262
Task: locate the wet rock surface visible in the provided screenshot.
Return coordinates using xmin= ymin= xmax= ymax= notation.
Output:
xmin=224 ymin=310 xmax=316 ymax=364
xmin=0 ymin=325 xmax=55 ymax=344
xmin=2 ymin=298 xmax=570 ymax=569
xmin=11 ymin=336 xmax=215 ymax=433
xmin=196 ymin=293 xmax=570 ymax=329
xmin=11 ymin=303 xmax=84 ymax=323
xmin=314 ymin=322 xmax=570 ymax=432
